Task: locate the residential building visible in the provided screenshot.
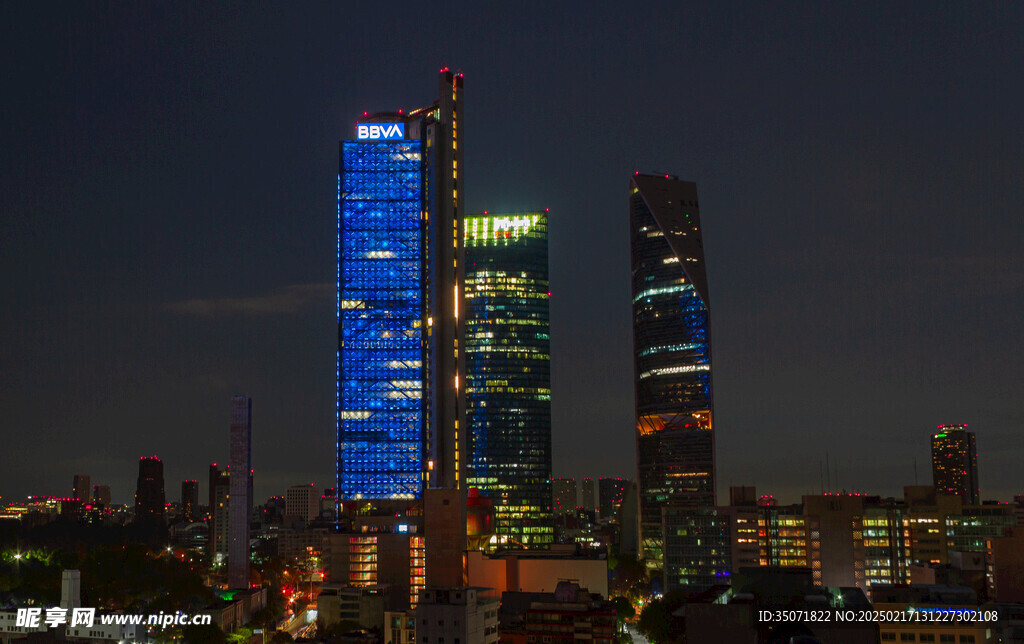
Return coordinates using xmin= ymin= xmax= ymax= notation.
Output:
xmin=986 ymin=527 xmax=1024 ymax=602
xmin=415 ymin=587 xmax=499 ymax=644
xmin=524 ymin=581 xmax=616 ymax=644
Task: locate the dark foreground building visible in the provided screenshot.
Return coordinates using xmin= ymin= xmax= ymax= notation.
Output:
xmin=181 ymin=479 xmax=198 ymax=521
xmin=134 ymin=456 xmax=166 ymax=524
xmin=464 ymin=211 xmax=553 ymax=547
xmin=630 ymin=173 xmax=715 ymax=562
xmin=229 ymin=395 xmax=252 ymax=590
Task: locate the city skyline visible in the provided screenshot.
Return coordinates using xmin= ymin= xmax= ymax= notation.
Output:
xmin=2 ymin=4 xmax=1023 ymax=505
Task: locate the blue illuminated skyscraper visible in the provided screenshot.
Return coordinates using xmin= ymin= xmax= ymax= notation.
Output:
xmin=630 ymin=173 xmax=715 ymax=562
xmin=338 ymin=136 xmax=427 ymax=499
xmin=337 ymin=70 xmax=465 ymax=503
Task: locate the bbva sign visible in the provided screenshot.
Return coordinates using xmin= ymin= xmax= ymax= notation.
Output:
xmin=356 ymin=123 xmax=405 ymax=140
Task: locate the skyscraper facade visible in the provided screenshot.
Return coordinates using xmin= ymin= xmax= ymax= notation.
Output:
xmin=598 ymin=478 xmax=629 ymax=521
xmin=134 ymin=456 xmax=166 ymax=524
xmin=208 ymin=463 xmax=229 ymax=556
xmin=931 ymin=424 xmax=979 ymax=504
xmin=630 ymin=173 xmax=715 ymax=562
xmin=580 ymin=478 xmax=596 ymax=513
xmin=181 ymin=480 xmax=198 ymax=522
xmin=339 ymin=70 xmax=467 ymax=587
xmin=285 ymin=484 xmax=319 ymax=526
xmin=229 ymin=395 xmax=252 ymax=589
xmin=337 ymin=70 xmax=464 ymax=503
xmin=552 ymin=478 xmax=577 ymax=516
xmin=72 ymin=475 xmax=91 ymax=504
xmin=464 ymin=211 xmax=553 ymax=547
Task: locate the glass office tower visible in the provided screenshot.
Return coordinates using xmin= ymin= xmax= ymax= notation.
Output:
xmin=630 ymin=173 xmax=716 ymax=563
xmin=339 ymin=135 xmax=426 ymax=499
xmin=464 ymin=212 xmax=553 ymax=546
xmin=337 ymin=70 xmax=465 ymax=502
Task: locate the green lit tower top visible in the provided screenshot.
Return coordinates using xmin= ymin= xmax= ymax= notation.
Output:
xmin=463 ymin=211 xmax=553 ymax=547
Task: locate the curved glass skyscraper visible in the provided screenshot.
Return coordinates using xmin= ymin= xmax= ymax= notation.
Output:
xmin=630 ymin=173 xmax=715 ymax=562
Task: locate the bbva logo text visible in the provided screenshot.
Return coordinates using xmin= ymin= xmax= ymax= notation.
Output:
xmin=356 ymin=123 xmax=405 ymax=140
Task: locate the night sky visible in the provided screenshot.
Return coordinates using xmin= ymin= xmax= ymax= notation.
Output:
xmin=2 ymin=3 xmax=1022 ymax=506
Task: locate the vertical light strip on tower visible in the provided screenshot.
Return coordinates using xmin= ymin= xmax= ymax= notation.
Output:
xmin=228 ymin=395 xmax=252 ymax=589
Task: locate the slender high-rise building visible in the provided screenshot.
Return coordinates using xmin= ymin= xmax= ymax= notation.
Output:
xmin=580 ymin=478 xmax=597 ymax=513
xmin=338 ymin=69 xmax=466 ymax=586
xmin=598 ymin=478 xmax=629 ymax=521
xmin=208 ymin=462 xmax=229 ymax=556
xmin=931 ymin=424 xmax=979 ymax=504
xmin=181 ymin=480 xmax=199 ymax=522
xmin=229 ymin=395 xmax=252 ymax=589
xmin=134 ymin=456 xmax=166 ymax=524
xmin=464 ymin=211 xmax=553 ymax=547
xmin=72 ymin=475 xmax=91 ymax=504
xmin=211 ymin=467 xmax=230 ymax=561
xmin=630 ymin=173 xmax=715 ymax=562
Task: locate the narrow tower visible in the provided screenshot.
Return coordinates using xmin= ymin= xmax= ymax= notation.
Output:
xmin=228 ymin=395 xmax=252 ymax=589
xmin=630 ymin=173 xmax=716 ymax=563
xmin=338 ymin=70 xmax=467 ymax=587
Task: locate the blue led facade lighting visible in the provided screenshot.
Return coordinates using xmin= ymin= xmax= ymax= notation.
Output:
xmin=338 ymin=139 xmax=426 ymax=500
xmin=630 ymin=173 xmax=716 ymax=565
